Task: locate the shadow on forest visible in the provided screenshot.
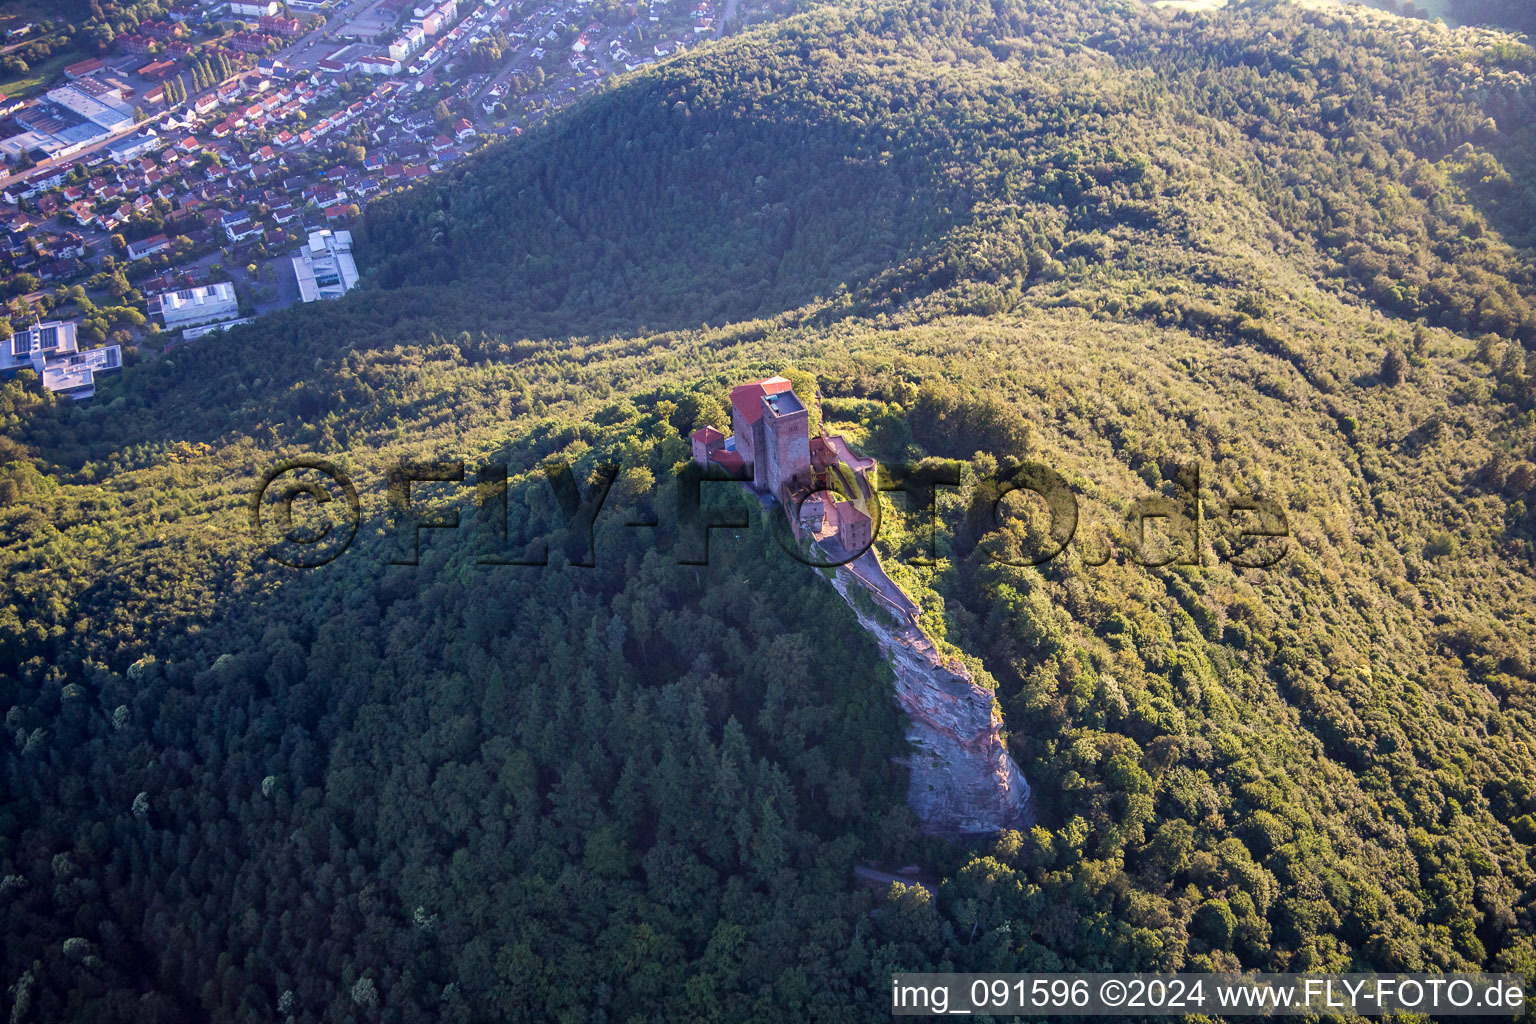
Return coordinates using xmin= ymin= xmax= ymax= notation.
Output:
xmin=358 ymin=68 xmax=967 ymax=337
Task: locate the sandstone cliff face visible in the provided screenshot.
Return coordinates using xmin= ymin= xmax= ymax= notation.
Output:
xmin=825 ymin=560 xmax=1031 ymax=837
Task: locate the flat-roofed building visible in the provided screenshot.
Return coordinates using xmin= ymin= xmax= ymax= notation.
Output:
xmin=155 ymin=282 xmax=239 ymax=329
xmin=70 ymin=76 xmax=127 ymax=104
xmin=46 ymin=84 xmax=134 ymax=131
xmin=106 ymin=131 xmax=162 ymax=163
xmin=291 ymin=229 xmax=358 ymax=302
xmin=1 ymin=320 xmax=77 ymax=375
xmin=0 ymin=131 xmax=66 ymax=164
xmin=41 ymin=345 xmax=123 ymax=399
xmin=0 ymin=320 xmax=122 ymax=400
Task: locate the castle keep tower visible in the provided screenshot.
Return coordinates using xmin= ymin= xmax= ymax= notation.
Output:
xmin=720 ymin=376 xmax=813 ymax=500
xmin=759 ymin=387 xmax=811 ymax=501
xmin=728 ymin=376 xmax=793 ymax=471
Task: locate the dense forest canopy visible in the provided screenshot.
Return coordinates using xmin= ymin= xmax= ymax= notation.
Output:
xmin=3 ymin=0 xmax=1536 ymax=1019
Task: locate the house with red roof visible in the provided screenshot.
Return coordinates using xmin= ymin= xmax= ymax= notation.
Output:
xmin=65 ymin=57 xmax=106 ymax=79
xmin=259 ymin=13 xmax=302 ymax=37
xmin=232 ymin=31 xmax=272 ymax=54
xmin=142 ymin=20 xmax=182 ymax=41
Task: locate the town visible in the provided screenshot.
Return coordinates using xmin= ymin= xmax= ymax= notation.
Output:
xmin=0 ymin=0 xmax=788 ymax=398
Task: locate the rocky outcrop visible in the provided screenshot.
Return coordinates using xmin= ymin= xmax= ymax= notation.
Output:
xmin=825 ymin=555 xmax=1030 ymax=837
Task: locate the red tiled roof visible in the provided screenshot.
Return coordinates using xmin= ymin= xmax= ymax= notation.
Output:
xmin=691 ymin=426 xmax=724 ymax=445
xmin=65 ymin=57 xmax=106 ymax=77
xmin=710 ymin=449 xmax=745 ymax=473
xmin=729 ymin=376 xmax=793 ymax=425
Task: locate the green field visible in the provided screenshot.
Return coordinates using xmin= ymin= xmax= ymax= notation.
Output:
xmin=0 ymin=48 xmax=74 ymax=99
xmin=0 ymin=0 xmax=98 ymax=99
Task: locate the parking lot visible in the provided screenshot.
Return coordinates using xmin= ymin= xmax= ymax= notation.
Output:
xmin=331 ymin=0 xmax=401 ymax=41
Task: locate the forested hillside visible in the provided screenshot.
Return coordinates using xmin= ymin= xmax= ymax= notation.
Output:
xmin=1449 ymin=0 xmax=1536 ymax=36
xmin=3 ymin=0 xmax=1536 ymax=1019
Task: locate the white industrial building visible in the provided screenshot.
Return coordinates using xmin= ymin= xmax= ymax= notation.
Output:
xmin=292 ymin=230 xmax=358 ymax=302
xmin=155 ymin=282 xmax=240 ymax=329
xmin=0 ymin=320 xmax=122 ymax=400
xmin=46 ymin=82 xmax=133 ymax=131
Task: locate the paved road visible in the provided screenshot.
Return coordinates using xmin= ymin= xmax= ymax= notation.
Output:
xmin=0 ymin=116 xmax=149 ymax=192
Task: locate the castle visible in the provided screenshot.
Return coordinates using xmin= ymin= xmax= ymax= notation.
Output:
xmin=691 ymin=376 xmax=875 ymax=555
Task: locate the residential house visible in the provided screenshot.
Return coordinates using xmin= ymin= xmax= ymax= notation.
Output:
xmin=359 ymin=54 xmax=402 ymax=75
xmin=126 ymin=233 xmax=172 ymax=260
xmin=259 ymin=14 xmax=303 ymax=37
xmin=232 ymin=31 xmax=272 ymax=54
xmin=220 ymin=211 xmax=260 ymax=241
xmin=142 ymin=20 xmax=183 ymax=41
